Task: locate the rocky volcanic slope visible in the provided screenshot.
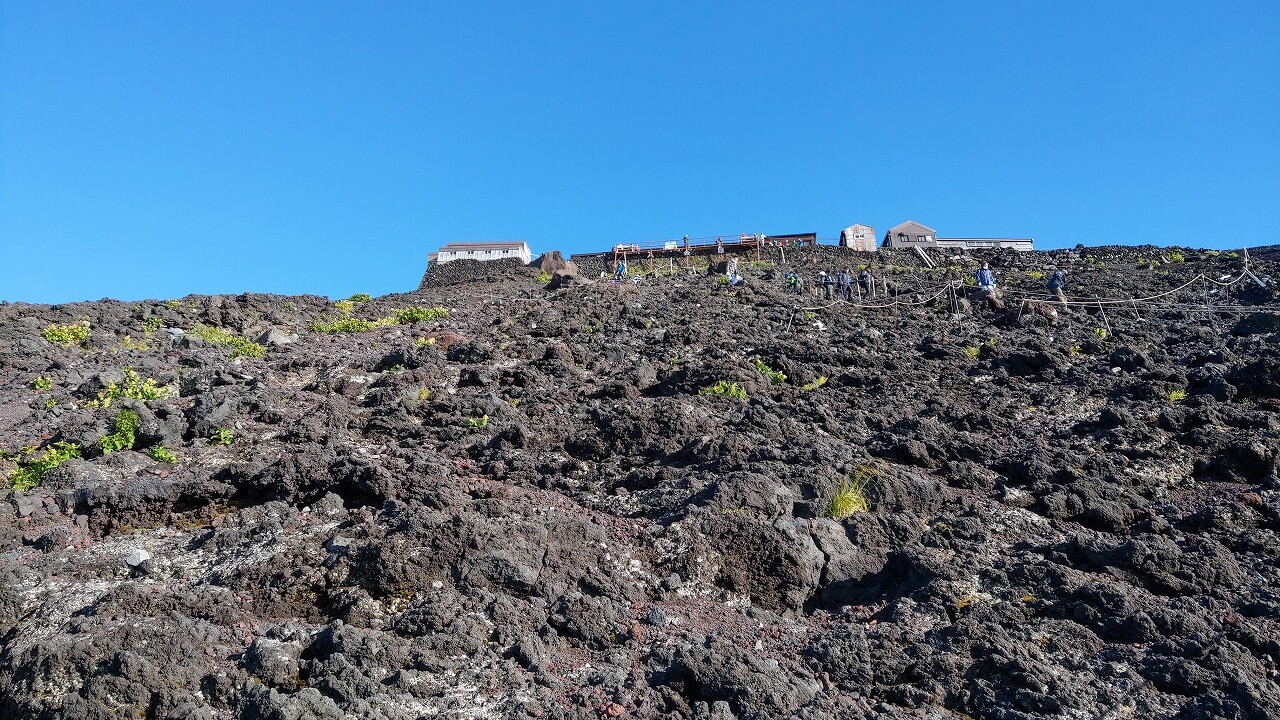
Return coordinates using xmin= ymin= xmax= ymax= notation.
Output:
xmin=2 ymin=246 xmax=1280 ymax=720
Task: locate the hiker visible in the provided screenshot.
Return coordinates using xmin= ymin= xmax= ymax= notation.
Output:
xmin=858 ymin=267 xmax=873 ymax=299
xmin=785 ymin=270 xmax=802 ymax=295
xmin=682 ymin=246 xmax=692 ymax=267
xmin=716 ymin=237 xmax=725 ymax=256
xmin=976 ymin=263 xmax=996 ymax=292
xmin=1047 ymin=268 xmax=1067 ymax=304
xmin=837 ymin=268 xmax=851 ymax=300
xmin=615 ymin=259 xmax=627 ymax=281
xmin=726 ymin=257 xmax=738 ymax=277
xmin=645 ymin=250 xmax=655 ymax=271
xmin=820 ymin=271 xmax=835 ymax=300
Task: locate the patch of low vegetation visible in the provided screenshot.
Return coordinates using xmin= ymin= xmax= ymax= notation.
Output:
xmin=310 ymin=316 xmax=393 ymax=333
xmin=334 ymin=299 xmax=356 ymax=316
xmin=1169 ymin=388 xmax=1188 ymax=403
xmin=141 ymin=316 xmax=163 ymax=333
xmin=466 ymin=414 xmax=489 ymax=428
xmin=349 ymin=293 xmax=372 ymax=304
xmin=394 ymin=306 xmax=448 ymax=324
xmin=826 ymin=466 xmax=875 ymax=520
xmin=801 ymin=376 xmax=828 ymax=392
xmin=753 ymin=358 xmax=786 ymax=385
xmin=1093 ymin=327 xmax=1109 ymax=340
xmin=534 ymin=270 xmax=552 ymax=283
xmin=121 ymin=335 xmax=150 ymax=351
xmin=86 ymin=367 xmax=169 ymax=408
xmin=31 ymin=376 xmax=52 ymax=391
xmin=962 ymin=345 xmax=981 ymax=359
xmin=188 ymin=325 xmax=265 ymax=358
xmin=1167 ymin=251 xmax=1185 ymax=263
xmin=8 ymin=442 xmax=80 ymax=491
xmin=417 ymin=387 xmax=432 ymax=402
xmin=1025 ymin=270 xmax=1045 ymax=280
xmin=416 ymin=336 xmax=436 ymax=348
xmin=210 ymin=428 xmax=234 ymax=445
xmin=43 ymin=322 xmax=90 ymax=346
xmin=146 ymin=445 xmax=178 ymax=463
xmin=700 ymin=380 xmax=748 ymax=401
xmin=99 ymin=409 xmax=140 ymax=454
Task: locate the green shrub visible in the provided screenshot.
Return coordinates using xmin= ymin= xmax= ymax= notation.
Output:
xmin=44 ymin=322 xmax=90 ymax=346
xmin=753 ymin=358 xmax=786 ymax=385
xmin=121 ymin=335 xmax=150 ymax=351
xmin=8 ymin=441 xmax=80 ymax=491
xmin=141 ymin=316 xmax=163 ymax=333
xmin=962 ymin=346 xmax=980 ymax=359
xmin=210 ymin=428 xmax=234 ymax=445
xmin=188 ymin=325 xmax=265 ymax=358
xmin=146 ymin=445 xmax=178 ymax=463
xmin=1168 ymin=389 xmax=1188 ymax=403
xmin=826 ymin=467 xmax=875 ymax=520
xmin=699 ymin=380 xmax=747 ymax=401
xmin=44 ymin=399 xmax=56 ymax=412
xmin=334 ymin=299 xmax=356 ymax=316
xmin=416 ymin=336 xmax=436 ymax=348
xmin=417 ymin=387 xmax=432 ymax=402
xmin=394 ymin=306 xmax=448 ymax=324
xmin=349 ymin=293 xmax=372 ymax=304
xmin=1167 ymin=251 xmax=1185 ymax=263
xmin=1093 ymin=327 xmax=1109 ymax=340
xmin=466 ymin=414 xmax=489 ymax=428
xmin=31 ymin=376 xmax=52 ymax=391
xmin=99 ymin=409 xmax=140 ymax=454
xmin=310 ymin=316 xmax=394 ymax=333
xmin=535 ymin=270 xmax=552 ymax=283
xmin=1025 ymin=270 xmax=1045 ymax=280
xmin=86 ymin=367 xmax=169 ymax=408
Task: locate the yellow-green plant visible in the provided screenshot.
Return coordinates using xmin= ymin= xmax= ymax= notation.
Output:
xmin=699 ymin=380 xmax=747 ymax=400
xmin=121 ymin=335 xmax=150 ymax=351
xmin=1167 ymin=251 xmax=1185 ymax=263
xmin=1168 ymin=389 xmax=1188 ymax=403
xmin=417 ymin=387 xmax=432 ymax=402
xmin=188 ymin=325 xmax=265 ymax=358
xmin=310 ymin=316 xmax=395 ymax=333
xmin=31 ymin=376 xmax=52 ymax=391
xmin=210 ymin=428 xmax=234 ymax=445
xmin=1093 ymin=328 xmax=1109 ymax=340
xmin=86 ymin=367 xmax=169 ymax=408
xmin=43 ymin=322 xmax=90 ymax=346
xmin=801 ymin=376 xmax=828 ymax=392
xmin=753 ymin=358 xmax=786 ymax=385
xmin=466 ymin=414 xmax=489 ymax=428
xmin=349 ymin=293 xmax=372 ymax=304
xmin=141 ymin=316 xmax=163 ymax=333
xmin=416 ymin=336 xmax=436 ymax=348
xmin=99 ymin=409 xmax=140 ymax=454
xmin=826 ymin=467 xmax=875 ymax=520
xmin=962 ymin=346 xmax=980 ymax=359
xmin=394 ymin=306 xmax=448 ymax=324
xmin=535 ymin=270 xmax=552 ymax=283
xmin=334 ymin=299 xmax=356 ymax=316
xmin=146 ymin=445 xmax=178 ymax=463
xmin=8 ymin=442 xmax=80 ymax=491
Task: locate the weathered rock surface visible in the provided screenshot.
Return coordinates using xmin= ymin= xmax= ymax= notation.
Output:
xmin=2 ymin=245 xmax=1279 ymax=719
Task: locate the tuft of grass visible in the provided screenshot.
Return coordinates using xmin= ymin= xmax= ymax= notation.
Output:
xmin=210 ymin=428 xmax=234 ymax=445
xmin=1168 ymin=388 xmax=1188 ymax=404
xmin=962 ymin=346 xmax=980 ymax=359
xmin=43 ymin=322 xmax=90 ymax=346
xmin=1093 ymin=327 xmax=1109 ymax=340
xmin=699 ymin=380 xmax=748 ymax=401
xmin=1025 ymin=270 xmax=1045 ymax=280
xmin=86 ymin=367 xmax=169 ymax=408
xmin=534 ymin=270 xmax=552 ymax=283
xmin=188 ymin=325 xmax=265 ymax=358
xmin=417 ymin=387 xmax=432 ymax=402
xmin=801 ymin=376 xmax=828 ymax=392
xmin=1167 ymin=251 xmax=1185 ymax=263
xmin=32 ymin=376 xmax=52 ymax=391
xmin=43 ymin=398 xmax=56 ymax=412
xmin=99 ymin=409 xmax=140 ymax=454
xmin=146 ymin=445 xmax=178 ymax=463
xmin=416 ymin=336 xmax=437 ymax=348
xmin=8 ymin=441 xmax=80 ymax=491
xmin=334 ymin=299 xmax=356 ymax=316
xmin=826 ymin=466 xmax=875 ymax=520
xmin=753 ymin=358 xmax=787 ymax=385
xmin=394 ymin=306 xmax=448 ymax=324
xmin=466 ymin=414 xmax=489 ymax=428
xmin=141 ymin=316 xmax=163 ymax=333
xmin=349 ymin=292 xmax=372 ymax=304
xmin=164 ymin=299 xmax=182 ymax=308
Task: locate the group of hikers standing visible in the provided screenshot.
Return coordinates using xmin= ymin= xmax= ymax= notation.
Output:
xmin=811 ymin=267 xmax=877 ymax=300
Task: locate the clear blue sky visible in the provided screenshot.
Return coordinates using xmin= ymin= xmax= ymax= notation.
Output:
xmin=2 ymin=2 xmax=1276 ymax=303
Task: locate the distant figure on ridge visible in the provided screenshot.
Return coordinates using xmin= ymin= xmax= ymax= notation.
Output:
xmin=1047 ymin=268 xmax=1067 ymax=305
xmin=820 ymin=271 xmax=835 ymax=300
xmin=976 ymin=263 xmax=997 ymax=292
xmin=859 ymin=267 xmax=873 ymax=299
xmin=615 ymin=259 xmax=627 ymax=281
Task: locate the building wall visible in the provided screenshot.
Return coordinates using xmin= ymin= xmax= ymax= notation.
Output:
xmin=840 ymin=225 xmax=877 ymax=251
xmin=435 ymin=244 xmax=531 ymax=265
xmin=882 ymin=222 xmax=938 ymax=249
